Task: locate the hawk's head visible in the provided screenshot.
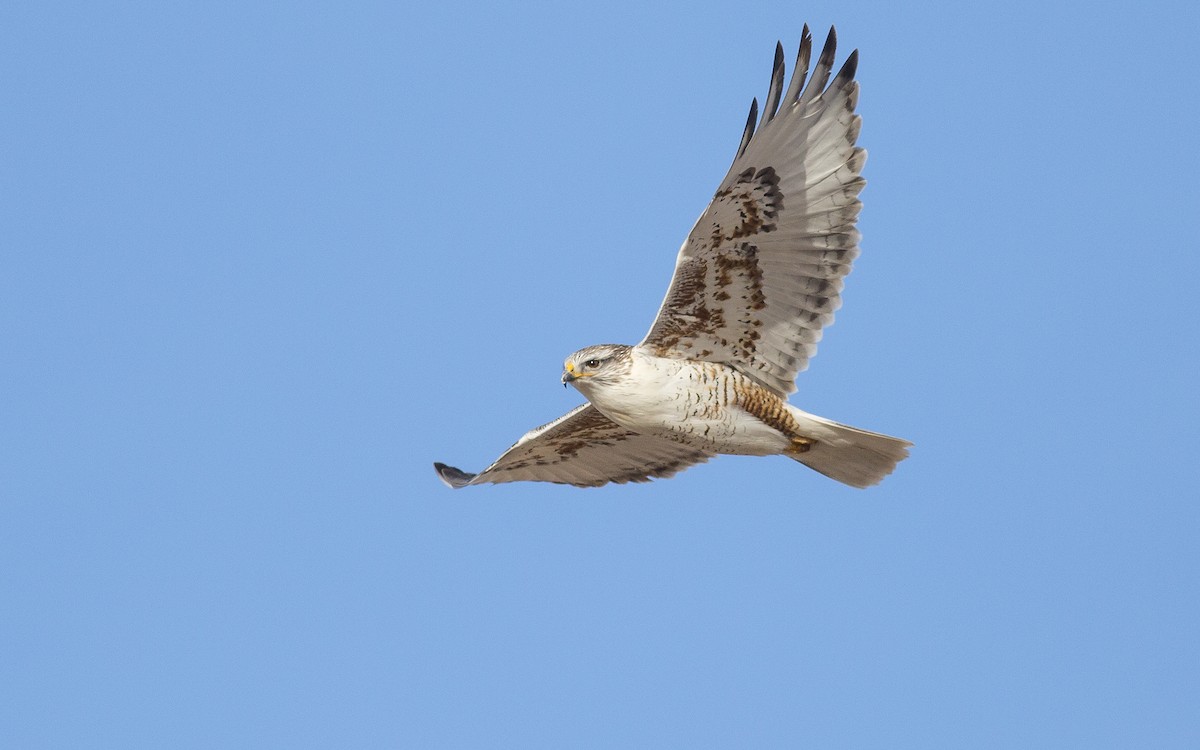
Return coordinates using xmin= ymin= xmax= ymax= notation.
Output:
xmin=562 ymin=344 xmax=633 ymax=390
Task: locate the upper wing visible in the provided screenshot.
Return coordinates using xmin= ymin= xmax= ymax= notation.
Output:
xmin=434 ymin=404 xmax=712 ymax=488
xmin=640 ymin=26 xmax=864 ymax=396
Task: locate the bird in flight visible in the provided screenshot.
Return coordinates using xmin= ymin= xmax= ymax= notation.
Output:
xmin=436 ymin=26 xmax=910 ymax=489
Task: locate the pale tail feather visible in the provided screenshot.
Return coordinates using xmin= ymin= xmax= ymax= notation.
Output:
xmin=786 ymin=407 xmax=911 ymax=488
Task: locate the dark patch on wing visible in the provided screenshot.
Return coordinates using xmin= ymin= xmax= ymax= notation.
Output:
xmin=436 ymin=405 xmax=712 ymax=488
xmin=644 ymin=238 xmax=767 ymax=363
xmin=644 ymin=166 xmax=779 ymax=357
xmin=715 ymin=243 xmax=766 ymax=311
xmin=710 ymin=167 xmax=782 ymax=243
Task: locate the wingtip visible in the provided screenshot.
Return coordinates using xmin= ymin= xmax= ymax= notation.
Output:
xmin=763 ymin=42 xmax=787 ymax=124
xmin=784 ymin=26 xmax=815 ymax=104
xmin=735 ymin=97 xmax=758 ymax=158
xmin=820 ymin=26 xmax=838 ymax=68
xmin=433 ymin=461 xmax=476 ymax=489
xmin=796 ymin=24 xmax=840 ymax=104
xmin=839 ymin=48 xmax=860 ymax=83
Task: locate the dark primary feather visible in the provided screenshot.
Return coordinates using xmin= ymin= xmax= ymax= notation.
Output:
xmin=799 ymin=26 xmax=838 ymax=104
xmin=781 ymin=25 xmax=813 ymax=104
xmin=736 ymin=98 xmax=758 ymax=159
xmin=762 ymin=43 xmax=786 ymax=123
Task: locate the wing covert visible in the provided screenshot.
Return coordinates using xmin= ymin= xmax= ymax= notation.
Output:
xmin=434 ymin=404 xmax=713 ymax=488
xmin=640 ymin=26 xmax=865 ymax=396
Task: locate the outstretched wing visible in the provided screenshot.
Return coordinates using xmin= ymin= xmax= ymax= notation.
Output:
xmin=640 ymin=26 xmax=864 ymax=396
xmin=434 ymin=404 xmax=712 ymax=488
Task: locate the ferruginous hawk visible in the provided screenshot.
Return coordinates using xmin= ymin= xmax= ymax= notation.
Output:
xmin=435 ymin=26 xmax=911 ymax=489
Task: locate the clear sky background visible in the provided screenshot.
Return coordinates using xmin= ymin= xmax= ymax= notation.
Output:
xmin=3 ymin=1 xmax=1198 ymax=747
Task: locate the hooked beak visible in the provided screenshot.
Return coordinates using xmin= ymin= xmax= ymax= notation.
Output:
xmin=561 ymin=362 xmax=577 ymax=387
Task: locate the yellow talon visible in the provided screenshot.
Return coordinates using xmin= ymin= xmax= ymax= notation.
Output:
xmin=786 ymin=436 xmax=815 ymax=454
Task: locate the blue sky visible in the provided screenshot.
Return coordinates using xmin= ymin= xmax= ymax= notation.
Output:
xmin=3 ymin=1 xmax=1198 ymax=747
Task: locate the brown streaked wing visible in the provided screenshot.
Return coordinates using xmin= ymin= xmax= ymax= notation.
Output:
xmin=434 ymin=404 xmax=713 ymax=488
xmin=640 ymin=26 xmax=865 ymax=396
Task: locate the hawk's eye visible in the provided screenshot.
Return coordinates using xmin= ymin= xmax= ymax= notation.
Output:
xmin=585 ymin=358 xmax=601 ymax=369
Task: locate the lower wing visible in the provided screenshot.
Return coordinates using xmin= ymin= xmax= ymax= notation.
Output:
xmin=435 ymin=404 xmax=712 ymax=488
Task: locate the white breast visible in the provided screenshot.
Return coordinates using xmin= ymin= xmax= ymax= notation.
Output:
xmin=579 ymin=348 xmax=683 ymax=428
xmin=577 ymin=347 xmax=791 ymax=456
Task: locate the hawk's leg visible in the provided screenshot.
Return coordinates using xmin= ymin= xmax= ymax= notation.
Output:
xmin=734 ymin=380 xmax=817 ymax=453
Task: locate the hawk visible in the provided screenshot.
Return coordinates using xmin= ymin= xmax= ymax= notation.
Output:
xmin=435 ymin=26 xmax=911 ymax=490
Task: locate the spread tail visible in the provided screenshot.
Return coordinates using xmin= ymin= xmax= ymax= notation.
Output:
xmin=786 ymin=408 xmax=911 ymax=488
